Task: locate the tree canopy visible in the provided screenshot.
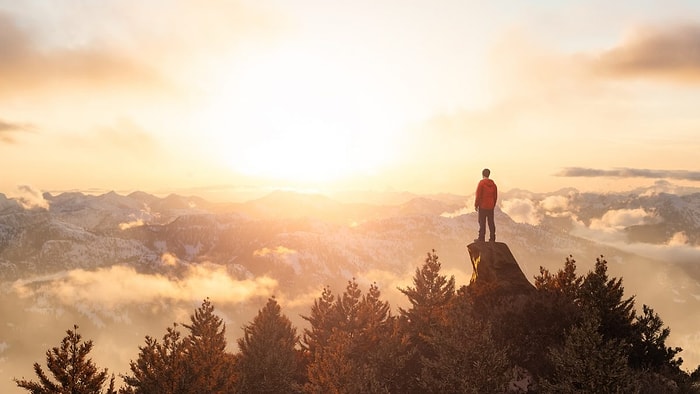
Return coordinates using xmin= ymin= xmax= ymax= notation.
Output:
xmin=14 ymin=325 xmax=115 ymax=394
xmin=15 ymin=252 xmax=700 ymax=393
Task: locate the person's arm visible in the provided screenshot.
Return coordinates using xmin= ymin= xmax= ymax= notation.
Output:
xmin=474 ymin=182 xmax=482 ymax=211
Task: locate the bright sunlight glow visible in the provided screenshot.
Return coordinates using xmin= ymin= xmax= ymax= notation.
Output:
xmin=196 ymin=45 xmax=399 ymax=183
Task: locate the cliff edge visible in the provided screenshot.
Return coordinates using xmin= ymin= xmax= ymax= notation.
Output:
xmin=467 ymin=242 xmax=535 ymax=296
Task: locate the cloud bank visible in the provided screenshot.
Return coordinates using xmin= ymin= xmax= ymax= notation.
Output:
xmin=557 ymin=167 xmax=700 ymax=182
xmin=253 ymin=246 xmax=302 ymax=274
xmin=0 ymin=2 xmax=282 ymax=98
xmin=0 ymin=10 xmax=167 ymax=97
xmin=11 ymin=263 xmax=278 ymax=308
xmin=500 ymin=199 xmax=542 ymax=226
xmin=11 ymin=185 xmax=49 ymax=210
xmin=594 ymin=23 xmax=700 ymax=82
xmin=589 ymin=208 xmax=657 ymax=233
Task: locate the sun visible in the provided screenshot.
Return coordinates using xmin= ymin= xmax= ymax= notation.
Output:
xmin=233 ymin=125 xmax=357 ymax=183
xmin=196 ymin=46 xmax=398 ymax=185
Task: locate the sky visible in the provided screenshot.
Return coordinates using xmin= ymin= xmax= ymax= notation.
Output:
xmin=1 ymin=0 xmax=700 ymax=201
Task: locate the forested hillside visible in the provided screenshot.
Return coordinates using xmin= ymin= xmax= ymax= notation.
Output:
xmin=13 ymin=249 xmax=700 ymax=393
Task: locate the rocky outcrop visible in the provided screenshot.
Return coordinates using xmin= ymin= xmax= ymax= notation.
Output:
xmin=467 ymin=242 xmax=535 ymax=296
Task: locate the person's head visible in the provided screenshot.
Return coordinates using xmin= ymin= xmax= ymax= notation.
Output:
xmin=482 ymin=168 xmax=491 ymax=178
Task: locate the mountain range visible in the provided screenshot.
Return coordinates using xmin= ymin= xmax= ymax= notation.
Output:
xmin=0 ymin=186 xmax=699 ymax=392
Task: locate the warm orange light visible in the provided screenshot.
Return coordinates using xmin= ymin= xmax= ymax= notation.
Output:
xmin=194 ymin=46 xmax=399 ymax=185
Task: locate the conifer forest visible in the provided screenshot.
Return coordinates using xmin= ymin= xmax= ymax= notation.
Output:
xmin=13 ymin=251 xmax=700 ymax=393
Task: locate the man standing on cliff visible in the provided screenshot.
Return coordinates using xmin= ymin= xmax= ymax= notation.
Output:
xmin=474 ymin=168 xmax=497 ymax=242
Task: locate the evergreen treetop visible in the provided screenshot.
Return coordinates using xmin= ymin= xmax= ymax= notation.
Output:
xmin=14 ymin=325 xmax=115 ymax=394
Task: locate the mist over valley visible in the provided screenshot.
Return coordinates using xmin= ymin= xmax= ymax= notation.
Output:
xmin=1 ymin=185 xmax=699 ymax=392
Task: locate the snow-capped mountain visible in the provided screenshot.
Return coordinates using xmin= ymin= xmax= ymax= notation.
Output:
xmin=1 ymin=188 xmax=699 ymax=307
xmin=0 ymin=187 xmax=699 ymax=393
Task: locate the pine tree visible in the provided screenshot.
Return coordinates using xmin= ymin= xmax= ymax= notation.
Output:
xmin=182 ymin=298 xmax=236 ymax=393
xmin=355 ymin=282 xmax=391 ymax=353
xmin=350 ymin=282 xmax=402 ymax=393
xmin=579 ymin=256 xmax=635 ymax=344
xmin=304 ymin=329 xmax=354 ymax=393
xmin=304 ymin=280 xmax=404 ymax=393
xmin=337 ymin=278 xmax=363 ymax=333
xmin=540 ymin=315 xmax=638 ymax=393
xmin=122 ymin=299 xmax=236 ymax=393
xmin=630 ymin=304 xmax=682 ymax=371
xmin=690 ymin=366 xmax=700 ymax=391
xmin=235 ymin=297 xmax=300 ymax=393
xmin=476 ymin=287 xmax=585 ymax=381
xmin=303 ymin=283 xmax=352 ymax=393
xmin=14 ymin=325 xmax=116 ymax=394
xmin=398 ymin=250 xmax=455 ymax=340
xmin=301 ymin=285 xmax=337 ymax=355
xmin=420 ymin=292 xmax=511 ymax=393
xmin=397 ymin=250 xmax=456 ymax=390
xmin=120 ymin=324 xmax=192 ymax=394
xmin=533 ymin=254 xmax=696 ymax=390
xmin=535 ymin=255 xmax=582 ymax=300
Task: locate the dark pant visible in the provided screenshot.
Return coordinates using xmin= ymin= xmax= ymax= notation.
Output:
xmin=478 ymin=208 xmax=495 ymax=241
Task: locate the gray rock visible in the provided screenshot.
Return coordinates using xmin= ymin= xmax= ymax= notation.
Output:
xmin=467 ymin=242 xmax=535 ymax=296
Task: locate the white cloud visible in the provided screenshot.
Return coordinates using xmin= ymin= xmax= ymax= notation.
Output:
xmin=501 ymin=198 xmax=542 ymax=226
xmin=540 ymin=195 xmax=570 ymax=214
xmin=253 ymin=246 xmax=297 ymax=257
xmin=10 ymin=185 xmax=49 ymax=210
xmin=589 ymin=208 xmax=655 ymax=232
xmin=616 ymin=241 xmax=700 ymax=266
xmin=441 ymin=206 xmax=472 ymax=218
xmin=668 ymin=232 xmax=688 ymax=246
xmin=254 ymin=246 xmax=301 ymax=274
xmin=639 ymin=180 xmax=685 ymax=196
xmin=119 ymin=218 xmax=144 ymax=230
xmin=160 ymin=252 xmax=179 ymax=267
xmin=569 ymin=208 xmax=656 ymax=243
xmin=11 ymin=263 xmax=278 ymax=308
xmin=277 ymin=289 xmax=324 ymax=309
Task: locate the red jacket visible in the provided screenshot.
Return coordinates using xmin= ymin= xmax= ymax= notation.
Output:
xmin=475 ymin=178 xmax=497 ymax=210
